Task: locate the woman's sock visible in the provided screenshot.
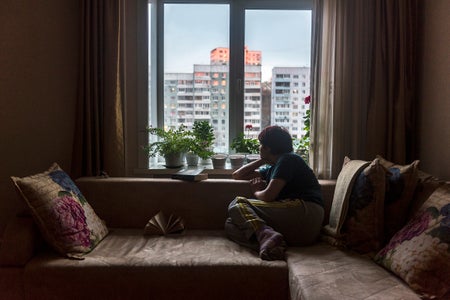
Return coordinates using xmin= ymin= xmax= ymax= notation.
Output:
xmin=255 ymin=225 xmax=286 ymax=261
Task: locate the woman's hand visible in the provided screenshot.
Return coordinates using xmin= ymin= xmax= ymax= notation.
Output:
xmin=253 ymin=178 xmax=286 ymax=202
xmin=250 ymin=177 xmax=267 ymax=194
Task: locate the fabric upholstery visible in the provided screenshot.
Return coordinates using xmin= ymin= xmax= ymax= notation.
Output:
xmin=323 ymin=158 xmax=386 ymax=254
xmin=76 ymin=178 xmax=254 ymax=229
xmin=324 ymin=157 xmax=370 ymax=237
xmin=0 ymin=217 xmax=39 ymax=267
xmin=374 ymin=184 xmax=450 ymax=299
xmin=1 ymin=177 xmax=422 ymax=300
xmin=409 ymin=170 xmax=446 ymax=218
xmin=342 ymin=158 xmax=386 ymax=254
xmin=11 ymin=164 xmax=108 ymax=259
xmin=24 ymin=229 xmax=288 ymax=300
xmin=0 ymin=268 xmax=24 ymax=300
xmin=287 ymin=243 xmax=420 ymax=300
xmin=377 ymin=156 xmax=420 ymax=242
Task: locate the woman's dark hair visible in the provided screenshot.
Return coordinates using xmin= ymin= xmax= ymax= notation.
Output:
xmin=258 ymin=126 xmax=293 ymax=155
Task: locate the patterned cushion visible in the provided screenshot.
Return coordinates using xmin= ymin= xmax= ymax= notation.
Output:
xmin=374 ymin=184 xmax=450 ymax=299
xmin=323 ymin=157 xmax=386 ymax=255
xmin=409 ymin=170 xmax=446 ymax=219
xmin=342 ymin=158 xmax=386 ymax=254
xmin=11 ymin=163 xmax=108 ymax=259
xmin=323 ymin=157 xmax=370 ymax=237
xmin=377 ymin=156 xmax=420 ymax=242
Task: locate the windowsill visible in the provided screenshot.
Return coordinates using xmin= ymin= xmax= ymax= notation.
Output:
xmin=134 ymin=162 xmax=236 ymax=179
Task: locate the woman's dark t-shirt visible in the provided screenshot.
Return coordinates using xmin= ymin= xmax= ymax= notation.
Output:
xmin=259 ymin=153 xmax=323 ymax=207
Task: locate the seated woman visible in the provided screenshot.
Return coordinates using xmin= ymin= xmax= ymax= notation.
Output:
xmin=225 ymin=126 xmax=324 ymax=261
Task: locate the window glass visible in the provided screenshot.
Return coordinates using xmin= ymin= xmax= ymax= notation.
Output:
xmin=164 ymin=4 xmax=229 ymax=152
xmin=245 ymin=9 xmax=311 ymax=139
xmin=145 ymin=1 xmax=312 ymax=167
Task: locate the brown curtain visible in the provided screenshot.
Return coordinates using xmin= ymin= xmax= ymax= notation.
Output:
xmin=310 ymin=0 xmax=418 ymax=179
xmin=72 ymin=0 xmax=125 ymax=178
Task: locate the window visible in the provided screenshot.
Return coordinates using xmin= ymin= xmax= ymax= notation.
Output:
xmin=133 ymin=0 xmax=311 ymax=168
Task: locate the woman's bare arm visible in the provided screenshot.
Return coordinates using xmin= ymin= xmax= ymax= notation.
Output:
xmin=232 ymin=158 xmax=266 ymax=180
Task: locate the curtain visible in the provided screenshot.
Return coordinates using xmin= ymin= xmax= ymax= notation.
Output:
xmin=310 ymin=0 xmax=418 ymax=179
xmin=72 ymin=0 xmax=125 ymax=178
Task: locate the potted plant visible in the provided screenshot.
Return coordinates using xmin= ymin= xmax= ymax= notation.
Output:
xmin=231 ymin=124 xmax=260 ymax=154
xmin=230 ymin=124 xmax=259 ymax=167
xmin=145 ymin=125 xmax=191 ymax=168
xmin=188 ymin=121 xmax=215 ymax=165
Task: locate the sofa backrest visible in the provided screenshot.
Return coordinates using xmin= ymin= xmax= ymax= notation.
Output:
xmin=76 ymin=177 xmax=336 ymax=230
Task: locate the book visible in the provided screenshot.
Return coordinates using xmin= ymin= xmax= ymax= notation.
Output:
xmin=171 ymin=167 xmax=208 ymax=182
xmin=144 ymin=211 xmax=185 ymax=235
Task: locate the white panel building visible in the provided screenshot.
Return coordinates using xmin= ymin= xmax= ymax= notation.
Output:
xmin=271 ymin=67 xmax=310 ymax=139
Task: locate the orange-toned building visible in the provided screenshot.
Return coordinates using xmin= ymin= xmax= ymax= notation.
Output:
xmin=210 ymin=46 xmax=261 ymax=66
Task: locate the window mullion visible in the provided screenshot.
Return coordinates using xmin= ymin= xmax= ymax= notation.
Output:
xmin=156 ymin=0 xmax=164 ymax=129
xmin=229 ymin=0 xmax=245 ymax=147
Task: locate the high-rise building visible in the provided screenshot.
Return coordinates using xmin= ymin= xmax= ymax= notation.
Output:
xmin=164 ymin=63 xmax=310 ymax=152
xmin=271 ymin=67 xmax=310 ymax=139
xmin=210 ymin=46 xmax=261 ymax=66
xmin=164 ymin=47 xmax=262 ymax=152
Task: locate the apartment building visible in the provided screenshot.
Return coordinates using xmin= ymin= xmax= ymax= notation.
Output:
xmin=164 ymin=47 xmax=262 ymax=152
xmin=271 ymin=67 xmax=310 ymax=139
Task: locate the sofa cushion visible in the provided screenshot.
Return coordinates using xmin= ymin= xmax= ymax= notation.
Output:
xmin=76 ymin=177 xmax=254 ymax=230
xmin=11 ymin=163 xmax=108 ymax=259
xmin=323 ymin=157 xmax=386 ymax=255
xmin=287 ymin=243 xmax=420 ymax=300
xmin=23 ymin=229 xmax=288 ymax=300
xmin=377 ymin=156 xmax=420 ymax=242
xmin=323 ymin=157 xmax=369 ymax=238
xmin=374 ymin=184 xmax=450 ymax=299
xmin=0 ymin=217 xmax=39 ymax=267
xmin=409 ymin=170 xmax=446 ymax=219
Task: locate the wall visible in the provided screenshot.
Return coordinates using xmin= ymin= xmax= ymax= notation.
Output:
xmin=0 ymin=0 xmax=80 ymax=235
xmin=417 ymin=0 xmax=450 ymax=180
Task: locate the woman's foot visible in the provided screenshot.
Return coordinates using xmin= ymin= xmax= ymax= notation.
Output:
xmin=256 ymin=225 xmax=286 ymax=261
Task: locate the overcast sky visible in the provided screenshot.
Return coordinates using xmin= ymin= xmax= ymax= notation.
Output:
xmin=153 ymin=4 xmax=311 ymax=82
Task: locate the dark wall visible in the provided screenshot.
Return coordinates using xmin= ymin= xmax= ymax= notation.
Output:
xmin=0 ymin=0 xmax=80 ymax=234
xmin=417 ymin=0 xmax=450 ymax=180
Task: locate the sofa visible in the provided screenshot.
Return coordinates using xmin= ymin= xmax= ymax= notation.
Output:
xmin=0 ymin=160 xmax=448 ymax=300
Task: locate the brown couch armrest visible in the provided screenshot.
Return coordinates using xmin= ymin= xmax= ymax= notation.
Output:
xmin=0 ymin=217 xmax=39 ymax=266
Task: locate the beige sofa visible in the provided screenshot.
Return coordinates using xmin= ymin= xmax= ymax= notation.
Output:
xmin=0 ymin=177 xmax=421 ymax=300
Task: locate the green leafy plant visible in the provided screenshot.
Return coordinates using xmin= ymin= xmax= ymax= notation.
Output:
xmin=190 ymin=121 xmax=215 ymax=159
xmin=231 ymin=124 xmax=260 ymax=154
xmin=296 ymin=95 xmax=311 ymax=162
xmin=145 ymin=125 xmax=191 ymax=157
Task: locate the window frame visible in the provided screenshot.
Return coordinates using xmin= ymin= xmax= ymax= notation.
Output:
xmin=125 ymin=0 xmax=312 ymax=173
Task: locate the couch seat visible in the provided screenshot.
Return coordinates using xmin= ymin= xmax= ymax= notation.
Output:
xmin=287 ymin=243 xmax=420 ymax=300
xmin=24 ymin=229 xmax=288 ymax=300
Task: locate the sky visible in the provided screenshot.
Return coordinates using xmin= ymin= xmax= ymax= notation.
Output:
xmin=151 ymin=4 xmax=311 ymax=82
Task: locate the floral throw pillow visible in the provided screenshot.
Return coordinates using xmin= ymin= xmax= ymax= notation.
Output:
xmin=377 ymin=156 xmax=420 ymax=242
xmin=374 ymin=184 xmax=450 ymax=299
xmin=11 ymin=163 xmax=108 ymax=259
